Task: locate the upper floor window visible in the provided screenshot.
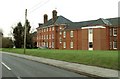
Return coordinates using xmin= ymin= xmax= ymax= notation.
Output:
xmin=49 ymin=27 xmax=51 ymax=31
xmin=113 ymin=28 xmax=117 ymax=36
xmin=59 ymin=37 xmax=62 ymax=43
xmin=70 ymin=31 xmax=74 ymax=37
xmin=52 ymin=34 xmax=54 ymax=39
xmin=89 ymin=28 xmax=93 ymax=34
xmin=49 ymin=35 xmax=51 ymax=39
xmin=60 ymin=26 xmax=62 ymax=30
xmin=110 ymin=28 xmax=112 ymax=36
xmin=52 ymin=27 xmax=54 ymax=31
xmin=60 ymin=31 xmax=62 ymax=35
xmin=46 ymin=35 xmax=48 ymax=39
xmin=63 ymin=31 xmax=66 ymax=38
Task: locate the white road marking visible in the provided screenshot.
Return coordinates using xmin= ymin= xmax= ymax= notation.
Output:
xmin=1 ymin=62 xmax=11 ymax=70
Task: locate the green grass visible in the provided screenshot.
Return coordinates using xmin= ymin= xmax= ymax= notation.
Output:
xmin=2 ymin=48 xmax=119 ymax=70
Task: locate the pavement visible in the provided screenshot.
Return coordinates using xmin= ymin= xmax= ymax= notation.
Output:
xmin=2 ymin=52 xmax=119 ymax=79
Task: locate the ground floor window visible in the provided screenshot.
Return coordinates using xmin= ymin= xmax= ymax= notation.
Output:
xmin=63 ymin=42 xmax=66 ymax=48
xmin=70 ymin=42 xmax=73 ymax=48
xmin=89 ymin=42 xmax=93 ymax=48
xmin=113 ymin=41 xmax=117 ymax=49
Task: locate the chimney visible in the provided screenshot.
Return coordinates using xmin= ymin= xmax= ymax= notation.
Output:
xmin=44 ymin=14 xmax=48 ymax=24
xmin=52 ymin=10 xmax=57 ymax=22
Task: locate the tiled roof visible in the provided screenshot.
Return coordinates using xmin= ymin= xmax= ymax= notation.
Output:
xmin=38 ymin=15 xmax=120 ymax=29
xmin=42 ymin=15 xmax=72 ymax=27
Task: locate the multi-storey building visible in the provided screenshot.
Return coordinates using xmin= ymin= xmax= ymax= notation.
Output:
xmin=36 ymin=10 xmax=120 ymax=50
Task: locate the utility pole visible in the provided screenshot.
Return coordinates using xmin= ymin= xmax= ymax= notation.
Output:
xmin=24 ymin=9 xmax=27 ymax=54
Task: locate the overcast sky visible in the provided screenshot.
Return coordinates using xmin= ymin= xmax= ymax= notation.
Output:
xmin=0 ymin=0 xmax=119 ymax=37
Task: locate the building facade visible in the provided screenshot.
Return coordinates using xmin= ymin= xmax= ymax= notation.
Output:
xmin=37 ymin=10 xmax=120 ymax=50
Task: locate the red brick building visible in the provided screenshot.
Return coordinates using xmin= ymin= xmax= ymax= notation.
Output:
xmin=36 ymin=10 xmax=120 ymax=50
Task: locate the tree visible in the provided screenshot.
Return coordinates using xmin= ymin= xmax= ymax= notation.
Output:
xmin=13 ymin=22 xmax=23 ymax=48
xmin=2 ymin=37 xmax=13 ymax=48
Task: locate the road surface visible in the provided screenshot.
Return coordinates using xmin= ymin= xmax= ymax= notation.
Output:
xmin=2 ymin=53 xmax=92 ymax=79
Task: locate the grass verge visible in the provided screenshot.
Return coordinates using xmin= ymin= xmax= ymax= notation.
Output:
xmin=2 ymin=48 xmax=119 ymax=70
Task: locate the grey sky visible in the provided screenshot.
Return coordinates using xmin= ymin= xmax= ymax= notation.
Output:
xmin=0 ymin=0 xmax=119 ymax=37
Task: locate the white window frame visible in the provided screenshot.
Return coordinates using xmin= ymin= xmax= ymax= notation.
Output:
xmin=49 ymin=42 xmax=51 ymax=48
xmin=60 ymin=26 xmax=62 ymax=29
xmin=63 ymin=42 xmax=66 ymax=48
xmin=52 ymin=27 xmax=54 ymax=31
xmin=49 ymin=35 xmax=51 ymax=39
xmin=70 ymin=42 xmax=73 ymax=48
xmin=60 ymin=31 xmax=62 ymax=35
xmin=63 ymin=31 xmax=66 ymax=38
xmin=113 ymin=28 xmax=117 ymax=36
xmin=52 ymin=42 xmax=54 ymax=48
xmin=59 ymin=37 xmax=62 ymax=43
xmin=113 ymin=41 xmax=117 ymax=49
xmin=52 ymin=34 xmax=54 ymax=39
xmin=70 ymin=30 xmax=74 ymax=38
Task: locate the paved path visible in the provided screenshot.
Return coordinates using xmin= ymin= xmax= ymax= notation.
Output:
xmin=2 ymin=52 xmax=119 ymax=79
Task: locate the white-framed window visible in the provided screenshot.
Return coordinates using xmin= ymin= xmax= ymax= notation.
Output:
xmin=59 ymin=37 xmax=62 ymax=43
xmin=46 ymin=35 xmax=48 ymax=39
xmin=89 ymin=28 xmax=93 ymax=34
xmin=42 ymin=35 xmax=43 ymax=39
xmin=60 ymin=31 xmax=62 ymax=35
xmin=63 ymin=31 xmax=66 ymax=38
xmin=49 ymin=42 xmax=51 ymax=48
xmin=110 ymin=28 xmax=112 ymax=36
xmin=60 ymin=26 xmax=62 ymax=29
xmin=44 ymin=35 xmax=45 ymax=39
xmin=49 ymin=35 xmax=51 ymax=39
xmin=46 ymin=42 xmax=48 ymax=47
xmin=63 ymin=42 xmax=66 ymax=48
xmin=113 ymin=41 xmax=117 ymax=49
xmin=113 ymin=28 xmax=117 ymax=36
xmin=52 ymin=42 xmax=54 ymax=48
xmin=52 ymin=27 xmax=54 ymax=31
xmin=70 ymin=30 xmax=74 ymax=37
xmin=52 ymin=34 xmax=54 ymax=39
xmin=70 ymin=42 xmax=73 ymax=48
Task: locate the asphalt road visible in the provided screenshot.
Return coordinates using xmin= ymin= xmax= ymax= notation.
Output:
xmin=2 ymin=53 xmax=92 ymax=79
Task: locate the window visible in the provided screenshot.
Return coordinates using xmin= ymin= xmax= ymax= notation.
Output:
xmin=70 ymin=31 xmax=74 ymax=37
xmin=60 ymin=26 xmax=62 ymax=29
xmin=44 ymin=35 xmax=46 ymax=39
xmin=89 ymin=28 xmax=93 ymax=34
xmin=46 ymin=42 xmax=48 ymax=47
xmin=63 ymin=31 xmax=66 ymax=38
xmin=52 ymin=34 xmax=54 ymax=39
xmin=49 ymin=35 xmax=51 ymax=39
xmin=89 ymin=42 xmax=93 ymax=48
xmin=110 ymin=28 xmax=112 ymax=36
xmin=113 ymin=41 xmax=117 ymax=49
xmin=60 ymin=31 xmax=62 ymax=35
xmin=63 ymin=42 xmax=66 ymax=48
xmin=70 ymin=42 xmax=73 ymax=48
xmin=52 ymin=42 xmax=54 ymax=48
xmin=49 ymin=27 xmax=51 ymax=31
xmin=52 ymin=27 xmax=54 ymax=31
xmin=42 ymin=35 xmax=43 ymax=39
xmin=46 ymin=35 xmax=48 ymax=39
xmin=49 ymin=42 xmax=51 ymax=48
xmin=59 ymin=37 xmax=62 ymax=43
xmin=113 ymin=28 xmax=117 ymax=36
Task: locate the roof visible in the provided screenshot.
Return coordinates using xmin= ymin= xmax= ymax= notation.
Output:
xmin=38 ymin=15 xmax=120 ymax=30
xmin=42 ymin=15 xmax=72 ymax=27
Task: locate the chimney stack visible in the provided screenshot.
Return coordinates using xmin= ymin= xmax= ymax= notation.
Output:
xmin=52 ymin=10 xmax=57 ymax=22
xmin=44 ymin=14 xmax=48 ymax=24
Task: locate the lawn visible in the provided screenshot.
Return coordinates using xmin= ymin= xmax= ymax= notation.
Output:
xmin=2 ymin=48 xmax=119 ymax=70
